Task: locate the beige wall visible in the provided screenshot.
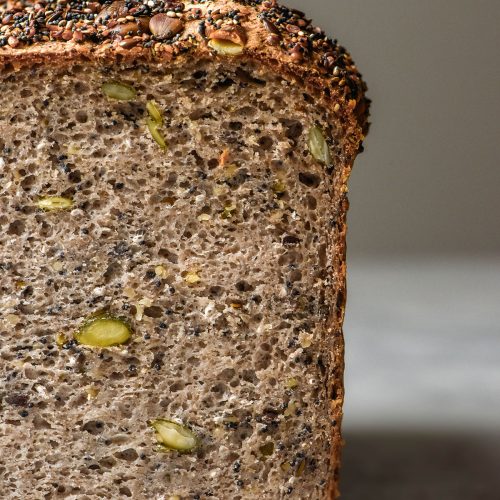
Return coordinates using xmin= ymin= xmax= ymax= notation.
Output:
xmin=286 ymin=0 xmax=500 ymax=256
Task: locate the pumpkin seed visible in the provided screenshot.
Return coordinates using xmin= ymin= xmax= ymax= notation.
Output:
xmin=308 ymin=125 xmax=331 ymax=164
xmin=146 ymin=100 xmax=163 ymax=125
xmin=102 ymin=81 xmax=137 ymax=101
xmin=221 ymin=203 xmax=237 ymax=219
xmin=154 ymin=265 xmax=168 ymax=279
xmin=150 ymin=419 xmax=199 ymax=452
xmin=184 ymin=270 xmax=201 ymax=284
xmin=208 ymin=38 xmax=244 ymax=56
xmin=272 ymin=180 xmax=287 ymax=194
xmin=75 ymin=316 xmax=132 ymax=347
xmin=37 ymin=196 xmax=73 ymax=211
xmin=55 ymin=333 xmax=67 ymax=347
xmin=146 ymin=118 xmax=167 ymax=151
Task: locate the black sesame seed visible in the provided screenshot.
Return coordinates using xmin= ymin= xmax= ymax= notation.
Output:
xmin=63 ymin=340 xmax=77 ymax=350
xmin=145 ymin=270 xmax=156 ymax=280
xmin=112 ymin=241 xmax=129 ymax=256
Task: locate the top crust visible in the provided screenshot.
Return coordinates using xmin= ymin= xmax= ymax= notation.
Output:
xmin=0 ymin=0 xmax=369 ymax=155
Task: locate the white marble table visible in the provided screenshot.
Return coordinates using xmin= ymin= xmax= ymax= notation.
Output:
xmin=340 ymin=258 xmax=500 ymax=499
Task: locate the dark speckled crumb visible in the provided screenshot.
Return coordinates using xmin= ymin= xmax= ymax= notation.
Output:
xmin=0 ymin=60 xmax=346 ymax=499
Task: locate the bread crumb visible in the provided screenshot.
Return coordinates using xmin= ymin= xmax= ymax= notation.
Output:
xmin=5 ymin=314 xmax=20 ymax=326
xmin=198 ymin=213 xmax=212 ymax=222
xmin=135 ymin=298 xmax=153 ymax=321
xmin=85 ymin=387 xmax=100 ymax=400
xmin=124 ymin=287 xmax=137 ymax=299
xmin=219 ymin=148 xmax=230 ymax=166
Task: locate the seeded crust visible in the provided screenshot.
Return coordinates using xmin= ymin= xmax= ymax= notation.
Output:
xmin=0 ymin=0 xmax=368 ymax=141
xmin=0 ymin=1 xmax=368 ymax=499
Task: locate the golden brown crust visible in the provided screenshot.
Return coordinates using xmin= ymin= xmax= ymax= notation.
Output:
xmin=0 ymin=2 xmax=368 ymax=498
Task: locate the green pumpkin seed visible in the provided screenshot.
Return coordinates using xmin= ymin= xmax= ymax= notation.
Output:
xmin=308 ymin=125 xmax=331 ymax=164
xmin=102 ymin=81 xmax=137 ymax=101
xmin=37 ymin=196 xmax=73 ymax=211
xmin=146 ymin=118 xmax=167 ymax=151
xmin=75 ymin=316 xmax=132 ymax=347
xmin=150 ymin=419 xmax=199 ymax=452
xmin=146 ymin=100 xmax=163 ymax=125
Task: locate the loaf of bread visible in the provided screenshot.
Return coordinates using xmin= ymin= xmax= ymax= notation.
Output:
xmin=0 ymin=1 xmax=368 ymax=498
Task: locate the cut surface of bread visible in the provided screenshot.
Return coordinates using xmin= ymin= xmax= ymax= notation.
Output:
xmin=0 ymin=1 xmax=368 ymax=499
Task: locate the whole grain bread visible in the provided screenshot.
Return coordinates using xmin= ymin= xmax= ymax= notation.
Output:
xmin=0 ymin=1 xmax=368 ymax=499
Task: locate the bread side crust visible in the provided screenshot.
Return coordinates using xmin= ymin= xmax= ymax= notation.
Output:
xmin=0 ymin=2 xmax=368 ymax=497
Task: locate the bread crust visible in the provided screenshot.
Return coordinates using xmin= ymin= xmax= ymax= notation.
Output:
xmin=0 ymin=2 xmax=369 ymax=497
xmin=0 ymin=0 xmax=368 ymax=149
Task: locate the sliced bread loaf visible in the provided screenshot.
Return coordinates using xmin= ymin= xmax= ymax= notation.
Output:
xmin=0 ymin=1 xmax=368 ymax=498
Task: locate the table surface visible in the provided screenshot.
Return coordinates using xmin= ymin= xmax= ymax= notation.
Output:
xmin=340 ymin=257 xmax=500 ymax=499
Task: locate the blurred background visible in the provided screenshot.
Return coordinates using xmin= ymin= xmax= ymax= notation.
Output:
xmin=286 ymin=1 xmax=500 ymax=498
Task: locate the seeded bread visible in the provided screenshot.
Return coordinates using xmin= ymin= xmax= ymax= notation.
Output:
xmin=0 ymin=1 xmax=368 ymax=499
